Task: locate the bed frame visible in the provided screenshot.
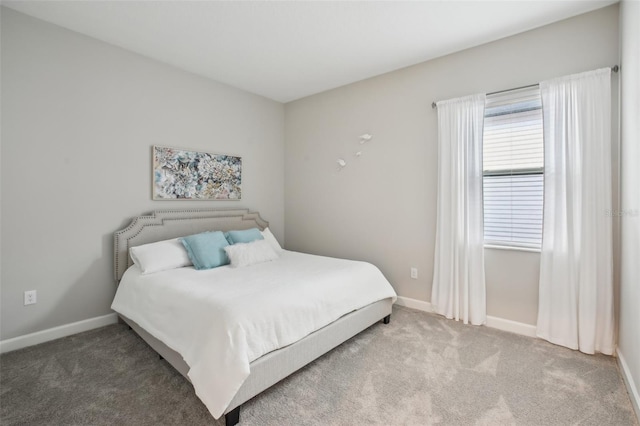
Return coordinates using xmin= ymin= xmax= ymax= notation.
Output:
xmin=114 ymin=209 xmax=392 ymax=426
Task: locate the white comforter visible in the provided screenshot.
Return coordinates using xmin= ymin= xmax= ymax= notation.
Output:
xmin=111 ymin=250 xmax=397 ymax=419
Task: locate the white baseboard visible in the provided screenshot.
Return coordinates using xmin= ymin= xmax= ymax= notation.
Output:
xmin=617 ymin=349 xmax=640 ymax=421
xmin=485 ymin=315 xmax=537 ymax=337
xmin=395 ymin=296 xmax=536 ymax=338
xmin=0 ymin=313 xmax=119 ymax=354
xmin=395 ymin=296 xmax=434 ymax=312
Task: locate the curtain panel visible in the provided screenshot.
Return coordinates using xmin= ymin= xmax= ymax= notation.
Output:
xmin=431 ymin=94 xmax=486 ymax=326
xmin=537 ymin=68 xmax=615 ymax=355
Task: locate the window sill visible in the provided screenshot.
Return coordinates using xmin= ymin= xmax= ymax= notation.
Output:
xmin=484 ymin=244 xmax=541 ymax=253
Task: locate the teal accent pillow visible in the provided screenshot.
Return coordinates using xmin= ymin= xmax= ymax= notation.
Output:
xmin=180 ymin=231 xmax=230 ymax=270
xmin=225 ymin=228 xmax=264 ymax=245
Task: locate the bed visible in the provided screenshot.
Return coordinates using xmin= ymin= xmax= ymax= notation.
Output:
xmin=112 ymin=209 xmax=396 ymax=425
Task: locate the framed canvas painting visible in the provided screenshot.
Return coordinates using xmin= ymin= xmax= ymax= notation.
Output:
xmin=152 ymin=146 xmax=242 ymax=200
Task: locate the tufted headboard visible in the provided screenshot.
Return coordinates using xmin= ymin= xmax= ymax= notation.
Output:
xmin=114 ymin=209 xmax=268 ymax=282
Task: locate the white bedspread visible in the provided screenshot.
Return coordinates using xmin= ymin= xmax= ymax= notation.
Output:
xmin=111 ymin=250 xmax=396 ymax=419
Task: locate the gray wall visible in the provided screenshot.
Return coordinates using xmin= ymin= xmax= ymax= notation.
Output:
xmin=284 ymin=5 xmax=619 ymax=326
xmin=618 ymin=0 xmax=640 ymax=415
xmin=0 ymin=8 xmax=285 ymax=340
xmin=1 ymin=4 xmax=629 ymax=350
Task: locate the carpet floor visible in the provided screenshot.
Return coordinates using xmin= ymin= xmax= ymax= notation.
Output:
xmin=1 ymin=305 xmax=637 ymax=425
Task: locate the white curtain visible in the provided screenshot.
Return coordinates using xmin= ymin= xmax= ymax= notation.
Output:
xmin=537 ymin=68 xmax=615 ymax=355
xmin=431 ymin=94 xmax=486 ymax=326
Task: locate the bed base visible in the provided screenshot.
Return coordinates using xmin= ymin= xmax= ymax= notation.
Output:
xmin=120 ymin=298 xmax=392 ymax=425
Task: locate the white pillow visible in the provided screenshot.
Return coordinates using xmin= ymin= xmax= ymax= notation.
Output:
xmin=261 ymin=227 xmax=283 ymax=252
xmin=129 ymin=238 xmax=192 ymax=274
xmin=224 ymin=239 xmax=279 ymax=268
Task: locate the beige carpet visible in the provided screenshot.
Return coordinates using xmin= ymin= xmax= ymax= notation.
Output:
xmin=1 ymin=305 xmax=637 ymax=425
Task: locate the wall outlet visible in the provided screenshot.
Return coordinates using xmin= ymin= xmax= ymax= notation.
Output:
xmin=410 ymin=267 xmax=418 ymax=279
xmin=24 ymin=290 xmax=37 ymax=306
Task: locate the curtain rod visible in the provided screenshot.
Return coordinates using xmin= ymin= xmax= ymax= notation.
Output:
xmin=431 ymin=65 xmax=619 ymax=109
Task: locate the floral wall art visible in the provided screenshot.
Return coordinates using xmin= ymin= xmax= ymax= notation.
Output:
xmin=152 ymin=146 xmax=242 ymax=200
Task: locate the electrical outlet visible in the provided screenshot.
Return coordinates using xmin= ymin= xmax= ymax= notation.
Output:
xmin=24 ymin=290 xmax=37 ymax=306
xmin=410 ymin=267 xmax=418 ymax=279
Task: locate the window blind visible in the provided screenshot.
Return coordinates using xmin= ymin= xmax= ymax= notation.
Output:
xmin=483 ymin=86 xmax=544 ymax=249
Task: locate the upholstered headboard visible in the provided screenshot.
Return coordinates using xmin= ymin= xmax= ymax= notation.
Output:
xmin=114 ymin=209 xmax=268 ymax=282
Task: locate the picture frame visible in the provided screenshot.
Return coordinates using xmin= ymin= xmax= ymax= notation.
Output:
xmin=152 ymin=145 xmax=242 ymax=200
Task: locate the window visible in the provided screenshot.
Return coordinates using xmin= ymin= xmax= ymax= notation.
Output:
xmin=483 ymin=86 xmax=544 ymax=249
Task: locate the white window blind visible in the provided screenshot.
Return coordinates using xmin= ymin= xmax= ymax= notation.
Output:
xmin=483 ymin=86 xmax=544 ymax=249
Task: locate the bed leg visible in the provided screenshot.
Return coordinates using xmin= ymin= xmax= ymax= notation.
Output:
xmin=383 ymin=315 xmax=390 ymax=324
xmin=158 ymin=354 xmax=164 ymax=361
xmin=225 ymin=406 xmax=240 ymax=426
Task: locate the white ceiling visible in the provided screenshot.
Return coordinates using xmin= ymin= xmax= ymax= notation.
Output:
xmin=3 ymin=0 xmax=617 ymax=103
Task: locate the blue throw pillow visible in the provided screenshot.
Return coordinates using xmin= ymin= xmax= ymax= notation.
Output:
xmin=180 ymin=231 xmax=230 ymax=270
xmin=225 ymin=228 xmax=264 ymax=245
